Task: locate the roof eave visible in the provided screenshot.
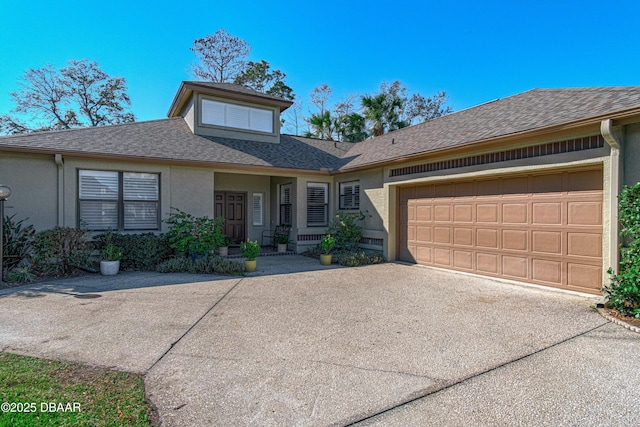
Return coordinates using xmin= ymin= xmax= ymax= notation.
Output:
xmin=338 ymin=107 xmax=640 ymax=173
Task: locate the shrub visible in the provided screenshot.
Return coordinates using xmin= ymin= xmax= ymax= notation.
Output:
xmin=101 ymin=243 xmax=123 ymax=261
xmin=94 ymin=232 xmax=173 ymax=271
xmin=240 ymin=239 xmax=260 ymax=260
xmin=2 ymin=214 xmax=35 ymax=274
xmin=32 ymin=227 xmax=91 ymax=276
xmin=604 ymin=183 xmax=640 ymax=318
xmin=156 ymin=256 xmax=243 ymax=275
xmin=333 ymin=250 xmax=385 ymax=267
xmin=5 ymin=266 xmax=36 ymax=283
xmin=164 ymin=208 xmax=225 ymax=256
xmin=327 ymin=211 xmax=366 ymax=250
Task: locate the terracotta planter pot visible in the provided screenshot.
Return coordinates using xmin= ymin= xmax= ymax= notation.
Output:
xmin=244 ymin=259 xmax=257 ymax=272
xmin=218 ymin=246 xmax=229 ymax=257
xmin=320 ymin=254 xmax=332 ymax=266
xmin=100 ymin=260 xmax=120 ymax=276
xmin=277 ymin=243 xmax=287 ymax=253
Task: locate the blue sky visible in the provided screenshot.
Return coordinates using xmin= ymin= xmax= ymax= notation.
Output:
xmin=1 ymin=0 xmax=638 ymax=130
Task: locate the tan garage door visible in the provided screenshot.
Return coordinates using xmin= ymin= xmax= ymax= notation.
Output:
xmin=398 ymin=168 xmax=603 ymax=294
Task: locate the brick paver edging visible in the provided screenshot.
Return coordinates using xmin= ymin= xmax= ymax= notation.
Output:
xmin=597 ymin=308 xmax=640 ymax=334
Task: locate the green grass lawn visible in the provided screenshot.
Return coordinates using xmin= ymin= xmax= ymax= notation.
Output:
xmin=0 ymin=353 xmax=154 ymax=426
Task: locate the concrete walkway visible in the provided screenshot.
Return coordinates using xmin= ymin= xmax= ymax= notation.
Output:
xmin=0 ymin=257 xmax=638 ymax=426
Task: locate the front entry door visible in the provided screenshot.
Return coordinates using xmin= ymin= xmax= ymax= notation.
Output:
xmin=214 ymin=192 xmax=246 ymax=243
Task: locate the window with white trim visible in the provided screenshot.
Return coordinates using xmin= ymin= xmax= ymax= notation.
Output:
xmin=307 ymin=183 xmax=329 ymax=227
xmin=252 ymin=193 xmax=264 ymax=226
xmin=280 ymin=184 xmax=292 ymax=226
xmin=78 ymin=170 xmax=159 ymax=230
xmin=201 ymin=99 xmax=273 ymax=133
xmin=339 ymin=181 xmax=360 ymax=210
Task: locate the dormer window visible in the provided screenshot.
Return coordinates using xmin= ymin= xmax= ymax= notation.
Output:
xmin=201 ymin=99 xmax=273 ymax=133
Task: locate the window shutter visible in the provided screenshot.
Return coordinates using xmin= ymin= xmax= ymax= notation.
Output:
xmin=78 ymin=170 xmax=118 ymax=230
xmin=250 ymin=108 xmax=273 ymax=133
xmin=201 ymin=99 xmax=225 ymax=126
xmin=253 ymin=193 xmax=263 ymax=226
xmin=123 ymin=173 xmax=159 ymax=230
xmin=339 ymin=181 xmax=360 ymax=209
xmin=307 ymin=183 xmax=328 ymax=227
xmin=280 ymin=184 xmax=292 ymax=226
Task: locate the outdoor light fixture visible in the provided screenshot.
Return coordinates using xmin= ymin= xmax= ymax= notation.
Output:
xmin=0 ymin=184 xmax=12 ymax=283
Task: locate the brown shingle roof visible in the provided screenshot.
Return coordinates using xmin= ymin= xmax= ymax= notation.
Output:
xmin=2 ymin=87 xmax=640 ymax=173
xmin=340 ymin=87 xmax=640 ymax=169
xmin=0 ymin=118 xmax=350 ymax=171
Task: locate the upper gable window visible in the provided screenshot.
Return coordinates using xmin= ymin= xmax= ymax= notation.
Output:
xmin=201 ymin=99 xmax=273 ymax=133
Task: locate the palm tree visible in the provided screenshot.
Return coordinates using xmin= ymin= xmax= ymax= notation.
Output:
xmin=307 ymin=110 xmax=334 ymax=140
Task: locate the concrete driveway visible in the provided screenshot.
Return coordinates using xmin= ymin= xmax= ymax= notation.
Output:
xmin=0 ymin=257 xmax=638 ymax=426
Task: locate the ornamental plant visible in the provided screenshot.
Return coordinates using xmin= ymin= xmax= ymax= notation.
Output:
xmin=275 ymin=233 xmax=290 ymax=244
xmin=320 ymin=234 xmax=336 ymax=254
xmin=164 ymin=208 xmax=225 ymax=256
xmin=101 ymin=243 xmax=123 ymax=261
xmin=604 ymin=183 xmax=640 ymax=318
xmin=240 ymin=239 xmax=261 ymax=260
xmin=327 ymin=211 xmax=366 ymax=250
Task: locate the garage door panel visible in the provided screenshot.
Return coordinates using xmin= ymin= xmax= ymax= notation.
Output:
xmin=454 ymin=228 xmax=473 ymax=246
xmin=434 ymin=227 xmax=451 ymax=243
xmin=503 ymin=203 xmax=527 ymax=223
xmin=434 ymin=248 xmax=451 ymax=266
xmin=416 ymin=246 xmax=431 ymax=263
xmin=503 ymin=256 xmax=528 ymax=279
xmin=568 ymin=202 xmax=602 ymax=226
xmin=532 ymin=231 xmax=562 ymax=255
xmin=454 ymin=204 xmax=473 ymax=222
xmin=533 ymin=173 xmax=563 ymax=193
xmin=416 ymin=226 xmax=432 ymax=243
xmin=502 ymin=176 xmax=529 ymax=196
xmin=477 ymin=204 xmax=499 ymax=223
xmin=532 ymin=259 xmax=562 ymax=284
xmin=398 ymin=168 xmax=603 ymax=294
xmin=416 ymin=205 xmax=432 ymax=221
xmin=477 ymin=229 xmax=499 ymax=248
xmin=568 ymin=233 xmax=602 ymax=258
xmin=477 ymin=179 xmax=499 ymax=197
xmin=568 ymin=170 xmax=603 ymax=192
xmin=568 ymin=263 xmax=602 ymax=290
xmin=434 ymin=205 xmax=451 ymax=221
xmin=454 ymin=250 xmax=473 ymax=270
xmin=532 ymin=202 xmax=562 ymax=225
xmin=502 ymin=229 xmax=528 ymax=251
xmin=477 ymin=253 xmax=499 ymax=274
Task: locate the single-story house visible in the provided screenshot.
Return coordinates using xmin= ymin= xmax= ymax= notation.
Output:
xmin=1 ymin=81 xmax=640 ymax=295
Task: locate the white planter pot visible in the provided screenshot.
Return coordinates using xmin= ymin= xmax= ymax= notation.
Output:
xmin=100 ymin=260 xmax=120 ymax=276
xmin=277 ymin=243 xmax=287 ymax=253
xmin=218 ymin=246 xmax=229 ymax=257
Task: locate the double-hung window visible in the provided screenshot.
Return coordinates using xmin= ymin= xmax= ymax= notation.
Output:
xmin=78 ymin=170 xmax=159 ymax=230
xmin=339 ymin=181 xmax=360 ymax=210
xmin=307 ymin=183 xmax=328 ymax=227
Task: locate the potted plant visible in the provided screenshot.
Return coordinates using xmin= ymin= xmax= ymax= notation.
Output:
xmin=276 ymin=233 xmax=289 ymax=253
xmin=320 ymin=234 xmax=335 ymax=266
xmin=217 ymin=234 xmax=231 ymax=257
xmin=100 ymin=243 xmax=123 ymax=275
xmin=240 ymin=239 xmax=261 ymax=272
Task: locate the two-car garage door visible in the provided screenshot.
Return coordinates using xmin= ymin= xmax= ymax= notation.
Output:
xmin=397 ymin=168 xmax=604 ymax=294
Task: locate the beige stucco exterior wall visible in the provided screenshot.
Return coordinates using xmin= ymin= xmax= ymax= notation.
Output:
xmin=0 ymin=153 xmax=59 ymax=231
xmin=214 ymin=172 xmax=271 ymax=243
xmin=60 ymin=158 xmax=217 ymax=233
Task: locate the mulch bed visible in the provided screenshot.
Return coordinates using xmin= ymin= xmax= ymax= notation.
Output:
xmin=605 ymin=308 xmax=640 ymax=329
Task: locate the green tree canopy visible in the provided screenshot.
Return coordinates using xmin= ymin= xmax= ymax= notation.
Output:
xmin=0 ymin=59 xmax=134 ymax=135
xmin=234 ymin=60 xmax=295 ymax=100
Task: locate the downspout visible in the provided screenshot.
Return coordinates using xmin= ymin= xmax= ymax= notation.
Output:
xmin=54 ymin=154 xmax=64 ymax=227
xmin=601 ymin=119 xmax=623 ymax=275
